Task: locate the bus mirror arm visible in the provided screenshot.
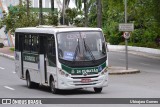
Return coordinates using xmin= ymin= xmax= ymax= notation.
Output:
xmin=106 ymin=44 xmax=109 ymax=52
xmin=45 ymin=57 xmax=49 ymax=66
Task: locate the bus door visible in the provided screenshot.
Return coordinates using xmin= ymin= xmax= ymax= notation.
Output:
xmin=39 ymin=35 xmax=57 ymax=84
xmin=39 ymin=36 xmax=48 ymax=84
xmin=46 ymin=35 xmax=57 ymax=79
xmin=15 ymin=33 xmax=24 ymax=79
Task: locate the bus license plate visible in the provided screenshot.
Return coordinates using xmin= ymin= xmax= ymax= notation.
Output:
xmin=81 ymin=78 xmax=91 ymax=83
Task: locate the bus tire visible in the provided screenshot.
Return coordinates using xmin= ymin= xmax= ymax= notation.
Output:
xmin=26 ymin=72 xmax=34 ymax=88
xmin=94 ymin=87 xmax=102 ymax=93
xmin=50 ymin=77 xmax=59 ymax=94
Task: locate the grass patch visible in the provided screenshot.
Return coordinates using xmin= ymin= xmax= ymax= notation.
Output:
xmin=10 ymin=47 xmax=15 ymax=51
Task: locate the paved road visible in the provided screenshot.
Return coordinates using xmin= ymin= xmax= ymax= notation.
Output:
xmin=0 ymin=52 xmax=160 ymax=107
xmin=109 ymin=51 xmax=160 ymax=73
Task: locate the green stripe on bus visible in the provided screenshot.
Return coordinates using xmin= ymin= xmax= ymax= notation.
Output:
xmin=62 ymin=62 xmax=106 ymax=75
xmin=23 ymin=52 xmax=39 ymax=63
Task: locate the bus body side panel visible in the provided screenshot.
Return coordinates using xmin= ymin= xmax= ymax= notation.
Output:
xmin=47 ymin=66 xmax=57 ymax=87
xmin=23 ymin=61 xmax=40 ymax=83
xmin=15 ymin=51 xmax=23 ymax=78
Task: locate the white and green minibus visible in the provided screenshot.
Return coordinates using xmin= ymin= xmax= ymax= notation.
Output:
xmin=15 ymin=26 xmax=108 ymax=94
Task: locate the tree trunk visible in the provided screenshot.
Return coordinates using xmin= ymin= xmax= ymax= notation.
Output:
xmin=97 ymin=0 xmax=102 ymax=28
xmin=51 ymin=0 xmax=54 ymax=13
xmin=26 ymin=0 xmax=29 ymax=17
xmin=65 ymin=0 xmax=70 ymax=8
xmin=39 ymin=0 xmax=43 ymax=25
xmin=19 ymin=0 xmax=22 ymax=5
xmin=62 ymin=0 xmax=65 ymax=25
xmin=84 ymin=0 xmax=88 ymax=27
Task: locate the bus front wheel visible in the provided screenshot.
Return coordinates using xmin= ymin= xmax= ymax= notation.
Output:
xmin=94 ymin=87 xmax=102 ymax=93
xmin=26 ymin=72 xmax=34 ymax=88
xmin=50 ymin=78 xmax=59 ymax=94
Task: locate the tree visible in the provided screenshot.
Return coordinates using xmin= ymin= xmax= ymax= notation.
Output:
xmin=75 ymin=0 xmax=82 ymax=11
xmin=75 ymin=0 xmax=95 ymax=27
xmin=62 ymin=0 xmax=70 ymax=25
xmin=26 ymin=0 xmax=29 ymax=17
xmin=65 ymin=0 xmax=70 ymax=8
xmin=97 ymin=0 xmax=102 ymax=28
xmin=65 ymin=8 xmax=77 ymax=24
xmin=39 ymin=0 xmax=43 ymax=25
xmin=84 ymin=0 xmax=88 ymax=26
xmin=19 ymin=0 xmax=22 ymax=5
xmin=2 ymin=2 xmax=39 ymax=33
xmin=51 ymin=0 xmax=54 ymax=13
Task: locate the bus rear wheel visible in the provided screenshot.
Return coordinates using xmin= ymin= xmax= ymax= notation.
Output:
xmin=94 ymin=87 xmax=102 ymax=93
xmin=50 ymin=78 xmax=59 ymax=94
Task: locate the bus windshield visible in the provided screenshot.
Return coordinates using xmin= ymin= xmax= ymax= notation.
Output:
xmin=57 ymin=31 xmax=106 ymax=62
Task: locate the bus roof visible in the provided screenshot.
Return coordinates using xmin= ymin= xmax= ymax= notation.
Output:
xmin=15 ymin=26 xmax=102 ymax=34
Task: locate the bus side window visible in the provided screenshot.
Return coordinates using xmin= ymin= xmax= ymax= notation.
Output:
xmin=24 ymin=34 xmax=29 ymax=52
xmin=31 ymin=35 xmax=39 ymax=53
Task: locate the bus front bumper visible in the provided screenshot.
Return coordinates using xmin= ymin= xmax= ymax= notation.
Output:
xmin=57 ymin=73 xmax=108 ymax=90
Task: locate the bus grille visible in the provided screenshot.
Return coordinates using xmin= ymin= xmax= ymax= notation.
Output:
xmin=71 ymin=76 xmax=98 ymax=79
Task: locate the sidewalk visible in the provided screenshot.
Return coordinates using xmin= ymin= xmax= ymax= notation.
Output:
xmin=0 ymin=47 xmax=140 ymax=75
xmin=0 ymin=47 xmax=14 ymax=56
xmin=108 ymin=66 xmax=140 ymax=75
xmin=108 ymin=45 xmax=160 ymax=59
xmin=0 ymin=47 xmax=14 ymax=60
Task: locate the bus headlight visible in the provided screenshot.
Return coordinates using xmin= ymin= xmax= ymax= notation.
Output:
xmin=58 ymin=68 xmax=69 ymax=77
xmin=101 ymin=68 xmax=108 ymax=75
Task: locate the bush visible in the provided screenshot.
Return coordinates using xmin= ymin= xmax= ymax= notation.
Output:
xmin=109 ymin=34 xmax=123 ymax=45
xmin=0 ymin=43 xmax=4 ymax=48
xmin=119 ymin=42 xmax=125 ymax=45
xmin=145 ymin=42 xmax=158 ymax=48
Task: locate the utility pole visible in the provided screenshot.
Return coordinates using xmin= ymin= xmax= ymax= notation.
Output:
xmin=125 ymin=0 xmax=128 ymax=70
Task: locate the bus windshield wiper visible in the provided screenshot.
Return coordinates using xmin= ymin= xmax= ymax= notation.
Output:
xmin=72 ymin=38 xmax=80 ymax=62
xmin=83 ymin=38 xmax=95 ymax=62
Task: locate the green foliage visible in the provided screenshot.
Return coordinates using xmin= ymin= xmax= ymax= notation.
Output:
xmin=2 ymin=3 xmax=39 ymax=33
xmin=74 ymin=0 xmax=96 ymax=26
xmin=74 ymin=17 xmax=84 ymax=27
xmin=65 ymin=8 xmax=78 ymax=24
xmin=43 ymin=13 xmax=58 ymax=26
xmin=86 ymin=0 xmax=160 ymax=48
xmin=1 ymin=1 xmax=58 ymax=33
xmin=10 ymin=47 xmax=15 ymax=51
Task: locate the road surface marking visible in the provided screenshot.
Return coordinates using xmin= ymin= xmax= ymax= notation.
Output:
xmin=4 ymin=86 xmax=15 ymax=91
xmin=140 ymin=63 xmax=150 ymax=66
xmin=0 ymin=67 xmax=5 ymax=70
xmin=13 ymin=71 xmax=16 ymax=74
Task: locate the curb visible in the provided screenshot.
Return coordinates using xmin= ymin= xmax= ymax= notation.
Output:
xmin=108 ymin=66 xmax=140 ymax=75
xmin=0 ymin=53 xmax=14 ymax=60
